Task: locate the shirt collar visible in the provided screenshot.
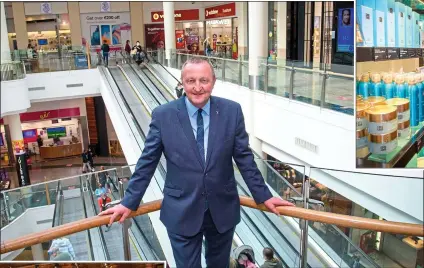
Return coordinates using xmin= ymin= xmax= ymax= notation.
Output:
xmin=185 ymin=96 xmax=210 ymax=117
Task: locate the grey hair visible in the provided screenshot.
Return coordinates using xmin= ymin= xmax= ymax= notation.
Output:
xmin=181 ymin=57 xmax=216 ymax=80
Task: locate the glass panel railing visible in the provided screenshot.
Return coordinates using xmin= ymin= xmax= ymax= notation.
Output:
xmin=1 ymin=180 xmax=60 ymax=227
xmin=0 ymin=61 xmax=25 ymax=81
xmin=308 ymin=167 xmax=422 ymax=268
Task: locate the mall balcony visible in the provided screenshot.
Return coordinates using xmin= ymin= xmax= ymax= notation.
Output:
xmin=0 ymin=166 xmax=423 ymax=268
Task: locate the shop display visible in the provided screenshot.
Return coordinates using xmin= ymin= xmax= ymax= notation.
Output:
xmin=356 ymin=70 xmax=424 ymax=167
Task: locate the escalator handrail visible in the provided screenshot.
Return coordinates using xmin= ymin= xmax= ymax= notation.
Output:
xmin=1 ymin=196 xmax=423 ymax=254
xmin=79 ymin=176 xmax=96 ymax=260
xmin=146 ymin=50 xmax=181 ymax=84
xmin=86 ymin=174 xmax=111 ymax=261
xmin=51 ymin=180 xmax=62 ymax=228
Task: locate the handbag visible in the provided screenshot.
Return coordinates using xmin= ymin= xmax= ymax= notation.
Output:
xmin=130 ymin=49 xmax=136 ymax=55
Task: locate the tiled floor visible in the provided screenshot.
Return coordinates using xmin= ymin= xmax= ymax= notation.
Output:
xmin=4 ymin=156 xmax=128 ymax=189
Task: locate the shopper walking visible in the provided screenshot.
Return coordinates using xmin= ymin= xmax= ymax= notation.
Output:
xmin=101 ymin=40 xmax=110 ymax=67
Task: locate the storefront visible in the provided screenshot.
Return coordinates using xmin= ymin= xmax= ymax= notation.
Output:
xmin=145 ymin=3 xmax=238 ymax=58
xmin=0 ymin=107 xmax=85 ymax=163
xmin=80 ymin=12 xmax=132 ymax=52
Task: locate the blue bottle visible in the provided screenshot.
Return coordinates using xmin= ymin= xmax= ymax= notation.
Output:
xmin=416 ymin=74 xmax=424 ymax=122
xmin=370 ymin=73 xmax=383 ymax=97
xmin=358 ymin=73 xmax=370 ymax=99
xmin=382 ymin=73 xmax=395 ymax=99
xmin=407 ymin=75 xmax=419 ymax=127
xmin=395 ymin=74 xmax=407 ymax=98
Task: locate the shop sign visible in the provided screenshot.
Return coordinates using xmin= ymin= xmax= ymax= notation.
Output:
xmin=206 ymin=19 xmax=231 ymax=25
xmin=205 ymin=3 xmax=236 ymax=19
xmin=0 ymin=108 xmax=81 ymax=124
xmin=100 ymin=2 xmax=111 ymax=13
xmin=151 ymin=9 xmax=200 ymax=22
xmin=40 ymin=2 xmax=52 ymax=14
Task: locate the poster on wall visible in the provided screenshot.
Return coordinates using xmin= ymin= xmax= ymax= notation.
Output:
xmin=145 ymin=24 xmax=165 ymax=50
xmin=91 ymin=25 xmax=101 ymax=46
xmin=112 ymin=24 xmax=121 ymax=45
xmin=80 ymin=12 xmax=131 ymax=51
xmin=337 ymin=8 xmax=354 ymax=52
xmin=101 ymin=25 xmax=111 ymax=44
xmin=176 ymin=30 xmax=185 ymax=50
xmin=186 ymin=36 xmax=199 ymax=53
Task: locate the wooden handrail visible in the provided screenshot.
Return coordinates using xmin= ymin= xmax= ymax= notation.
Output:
xmin=1 ymin=196 xmax=423 ymax=254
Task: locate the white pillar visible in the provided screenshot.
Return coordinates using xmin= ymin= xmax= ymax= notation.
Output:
xmin=236 ymin=2 xmax=248 ymax=57
xmin=4 ymin=114 xmax=24 ymax=154
xmin=247 ymin=2 xmax=268 ymax=169
xmin=31 ymin=243 xmax=45 ymax=260
xmin=276 ymin=2 xmax=287 ymax=62
xmin=248 ymin=2 xmax=268 ymax=83
xmin=163 ymin=2 xmax=176 ymax=67
xmin=1 ymin=1 xmax=11 ymax=63
xmin=276 ymin=2 xmax=288 ymax=97
xmin=312 ymin=2 xmax=323 ymax=69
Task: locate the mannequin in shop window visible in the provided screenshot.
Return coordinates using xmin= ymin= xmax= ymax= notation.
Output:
xmin=203 ymin=37 xmax=212 ymax=57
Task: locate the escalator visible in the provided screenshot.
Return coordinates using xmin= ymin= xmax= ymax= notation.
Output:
xmin=109 ymin=57 xmax=378 ymax=268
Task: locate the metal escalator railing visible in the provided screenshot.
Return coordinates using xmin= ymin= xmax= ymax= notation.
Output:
xmin=1 ymin=196 xmax=422 ymax=254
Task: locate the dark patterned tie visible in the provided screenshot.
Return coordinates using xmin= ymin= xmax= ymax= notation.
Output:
xmin=197 ymin=109 xmax=208 ymax=211
xmin=196 ymin=109 xmax=205 ymax=165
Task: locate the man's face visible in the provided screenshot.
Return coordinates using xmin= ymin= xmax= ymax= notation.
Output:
xmin=182 ymin=62 xmax=216 ymax=108
xmin=343 ymin=10 xmax=350 ymax=24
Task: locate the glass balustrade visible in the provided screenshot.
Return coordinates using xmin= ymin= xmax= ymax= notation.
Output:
xmin=0 ymin=61 xmax=26 ymax=82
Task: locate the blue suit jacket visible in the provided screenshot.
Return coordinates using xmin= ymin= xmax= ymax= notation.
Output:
xmin=121 ymin=96 xmax=272 ymax=236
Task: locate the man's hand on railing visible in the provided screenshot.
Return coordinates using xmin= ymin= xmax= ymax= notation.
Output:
xmin=99 ymin=204 xmax=132 ymax=225
xmin=263 ymin=197 xmax=295 ymax=215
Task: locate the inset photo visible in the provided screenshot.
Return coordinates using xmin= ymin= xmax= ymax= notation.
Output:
xmin=1 ymin=262 xmax=166 ymax=268
xmin=356 ymin=0 xmax=424 ymax=168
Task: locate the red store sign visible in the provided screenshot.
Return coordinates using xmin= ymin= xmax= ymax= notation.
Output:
xmin=151 ymin=9 xmax=200 ymax=22
xmin=0 ymin=108 xmax=80 ymax=124
xmin=205 ymin=2 xmax=236 ymax=19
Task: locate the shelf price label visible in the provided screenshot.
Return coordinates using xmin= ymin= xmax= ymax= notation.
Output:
xmin=387 ymin=48 xmax=399 ymax=60
xmin=373 ymin=48 xmax=387 ymax=61
xmin=399 ymin=48 xmax=409 ymax=59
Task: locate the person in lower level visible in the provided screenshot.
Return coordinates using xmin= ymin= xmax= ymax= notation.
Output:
xmin=260 ymin=248 xmax=283 ymax=268
xmin=101 ymin=40 xmax=110 ymax=67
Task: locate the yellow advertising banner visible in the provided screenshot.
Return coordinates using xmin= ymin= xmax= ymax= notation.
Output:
xmin=12 ymin=139 xmax=24 ymax=153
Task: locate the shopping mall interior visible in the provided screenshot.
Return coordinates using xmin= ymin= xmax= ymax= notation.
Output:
xmin=0 ymin=1 xmax=423 ymax=268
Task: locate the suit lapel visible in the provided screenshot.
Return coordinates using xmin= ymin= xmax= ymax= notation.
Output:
xmin=177 ymin=98 xmax=205 ymax=170
xmin=205 ymin=97 xmax=218 ymax=170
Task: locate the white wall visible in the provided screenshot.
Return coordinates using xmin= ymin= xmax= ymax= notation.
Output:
xmin=1 ymin=79 xmax=31 ymax=118
xmin=79 ymin=2 xmax=130 ymax=14
xmin=27 ymin=69 xmax=101 ymax=103
xmin=1 ymin=205 xmax=55 ymax=260
xmin=166 ymin=66 xmax=423 ymax=224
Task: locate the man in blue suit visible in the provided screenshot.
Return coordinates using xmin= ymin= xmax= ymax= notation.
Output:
xmin=100 ymin=57 xmax=294 ymax=267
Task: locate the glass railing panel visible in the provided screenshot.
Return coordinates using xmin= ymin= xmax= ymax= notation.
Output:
xmin=0 ymin=61 xmax=25 ymax=81
xmin=223 ymin=59 xmax=240 ymax=84
xmin=307 ymin=167 xmax=421 ymax=267
xmin=292 ymin=62 xmax=323 ymax=107
xmin=2 ymin=180 xmax=60 ymax=225
xmin=241 ymin=61 xmax=249 ymax=88
xmin=323 ymin=63 xmax=354 ymax=115
xmin=266 ymin=63 xmax=291 ymax=98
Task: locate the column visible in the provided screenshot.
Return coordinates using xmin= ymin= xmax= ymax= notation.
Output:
xmin=276 ymin=2 xmax=288 ymax=96
xmin=31 ymin=243 xmax=45 ymax=260
xmin=163 ymin=2 xmax=176 ymax=67
xmin=4 ymin=114 xmax=24 ymax=154
xmin=276 ymin=2 xmax=287 ymax=62
xmin=312 ymin=2 xmax=323 ymax=69
xmin=11 ymin=2 xmax=28 ymax=50
xmin=130 ymin=2 xmax=145 ymax=47
xmin=68 ymin=2 xmax=82 ymax=47
xmin=236 ymin=2 xmax=248 ymax=57
xmin=1 ymin=2 xmax=11 ymax=62
xmin=248 ymin=2 xmax=268 ymax=89
xmin=247 ymin=2 xmax=268 ymax=172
